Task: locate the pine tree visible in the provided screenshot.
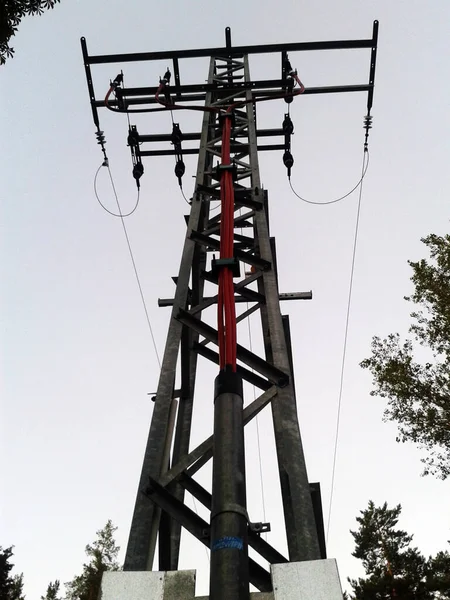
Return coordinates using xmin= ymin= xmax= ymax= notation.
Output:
xmin=361 ymin=233 xmax=450 ymax=479
xmin=0 ymin=547 xmax=15 ymax=599
xmin=41 ymin=580 xmax=61 ymax=600
xmin=9 ymin=573 xmax=25 ymax=600
xmin=65 ymin=520 xmax=120 ymax=600
xmin=0 ymin=547 xmax=25 ymax=600
xmin=348 ymin=501 xmax=450 ymax=599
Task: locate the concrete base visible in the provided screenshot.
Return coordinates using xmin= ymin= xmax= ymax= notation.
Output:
xmin=101 ymin=570 xmax=196 ymax=600
xmin=100 ymin=559 xmax=342 ymax=599
xmin=272 ymin=560 xmax=343 ymax=599
xmin=197 ymin=595 xmax=273 ymax=600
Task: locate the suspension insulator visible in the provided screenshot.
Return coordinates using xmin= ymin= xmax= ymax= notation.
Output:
xmin=133 ymin=162 xmax=144 ymax=181
xmin=282 ymin=114 xmax=294 ymax=135
xmin=283 ymin=150 xmax=294 ymax=177
xmin=175 ymin=159 xmax=185 ymax=182
xmin=128 ymin=127 xmax=140 ymax=147
xmin=284 ymin=77 xmax=294 ymax=104
xmin=171 ymin=123 xmax=183 ymax=145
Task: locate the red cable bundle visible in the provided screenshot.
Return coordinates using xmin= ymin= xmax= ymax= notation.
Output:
xmin=218 ymin=113 xmax=237 ymax=371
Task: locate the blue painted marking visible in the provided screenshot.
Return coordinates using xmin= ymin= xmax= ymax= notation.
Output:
xmin=212 ymin=536 xmax=243 ymax=551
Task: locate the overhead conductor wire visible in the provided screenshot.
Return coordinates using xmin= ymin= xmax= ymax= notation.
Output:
xmin=94 ymin=165 xmax=140 ymax=217
xmin=95 ymin=161 xmax=161 ymax=368
xmin=237 ymin=205 xmax=268 ymax=532
xmin=289 ymin=151 xmax=369 ymax=205
xmin=326 ymin=148 xmax=368 ymax=543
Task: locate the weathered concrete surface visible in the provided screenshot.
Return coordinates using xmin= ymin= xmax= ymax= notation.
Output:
xmin=101 ymin=561 xmax=343 ymax=599
xmin=196 ymin=594 xmax=273 ymax=600
xmin=164 ymin=570 xmax=196 ymax=600
xmin=100 ymin=570 xmax=196 ymax=600
xmin=272 ymin=559 xmax=343 ymax=600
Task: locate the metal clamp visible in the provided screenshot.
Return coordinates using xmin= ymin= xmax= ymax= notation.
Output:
xmin=211 ymin=503 xmax=249 ymax=522
xmin=249 ymin=521 xmax=271 ymax=535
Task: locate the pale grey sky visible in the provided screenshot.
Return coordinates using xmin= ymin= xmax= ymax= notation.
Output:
xmin=1 ymin=0 xmax=449 ymax=597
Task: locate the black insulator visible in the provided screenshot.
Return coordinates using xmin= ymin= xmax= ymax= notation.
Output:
xmin=116 ymin=88 xmax=125 ymax=110
xmin=171 ymin=123 xmax=183 ymax=145
xmin=284 ymin=77 xmax=295 ymax=104
xmin=112 ymin=73 xmax=123 ymax=87
xmin=96 ymin=130 xmax=106 ymax=145
xmin=133 ymin=162 xmax=144 ymax=181
xmin=364 ymin=114 xmax=373 ymax=129
xmin=164 ymin=90 xmax=172 ymax=105
xmin=175 ymin=159 xmax=185 ymax=181
xmin=128 ymin=127 xmax=140 ymax=147
xmin=282 ymin=114 xmax=294 ymax=135
xmin=284 ymin=57 xmax=293 ymax=74
xmin=283 ymin=150 xmax=294 ymax=177
xmin=163 ymin=69 xmax=171 ymax=84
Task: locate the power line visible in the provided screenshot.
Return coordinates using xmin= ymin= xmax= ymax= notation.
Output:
xmin=190 ymin=495 xmax=210 ymax=563
xmin=94 ymin=164 xmax=140 ymax=217
xmin=104 ymin=163 xmax=161 ymax=369
xmin=326 ymin=150 xmax=368 ymax=544
xmin=180 ymin=186 xmax=191 ymax=205
xmin=289 ymin=150 xmax=369 ymax=205
xmin=246 ymin=311 xmax=267 ymax=533
xmin=238 ymin=201 xmax=267 ymax=534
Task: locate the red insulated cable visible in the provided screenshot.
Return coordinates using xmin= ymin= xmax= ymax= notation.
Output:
xmin=217 ymin=113 xmax=236 ymax=370
xmin=220 ymin=114 xmax=238 ymax=370
xmin=225 ymin=287 xmax=233 ymax=368
xmin=229 ymin=277 xmax=236 ymax=368
xmin=218 ymin=275 xmax=225 ymax=369
xmin=225 ymin=116 xmax=237 ymax=369
xmin=104 ymin=86 xmax=114 ymax=106
xmin=155 ymin=83 xmax=165 ymax=104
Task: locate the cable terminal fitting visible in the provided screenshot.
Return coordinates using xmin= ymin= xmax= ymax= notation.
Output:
xmin=211 ymin=256 xmax=241 ymax=279
xmin=363 ymin=114 xmax=373 ymax=151
xmin=160 ymin=68 xmax=171 ymax=85
xmin=110 ymin=72 xmax=123 ymax=90
xmin=216 ymin=161 xmax=238 ymax=181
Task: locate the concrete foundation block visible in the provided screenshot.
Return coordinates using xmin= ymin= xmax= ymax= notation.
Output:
xmin=196 ymin=595 xmax=273 ymax=600
xmin=101 ymin=570 xmax=196 ymax=600
xmin=101 ymin=560 xmax=342 ymax=599
xmin=272 ymin=559 xmax=343 ymax=600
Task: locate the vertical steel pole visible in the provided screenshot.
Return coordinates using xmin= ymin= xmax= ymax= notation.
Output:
xmin=210 ymin=369 xmax=249 ymax=600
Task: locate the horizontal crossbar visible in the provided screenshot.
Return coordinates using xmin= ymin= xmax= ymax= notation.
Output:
xmin=83 ymin=33 xmax=376 ymax=64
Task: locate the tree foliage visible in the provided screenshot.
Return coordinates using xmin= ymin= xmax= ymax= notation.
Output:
xmin=0 ymin=546 xmax=25 ymax=600
xmin=348 ymin=501 xmax=450 ymax=599
xmin=65 ymin=520 xmax=120 ymax=600
xmin=361 ymin=233 xmax=450 ymax=479
xmin=0 ymin=0 xmax=61 ymax=65
xmin=0 ymin=547 xmax=15 ymax=599
xmin=41 ymin=580 xmax=61 ymax=600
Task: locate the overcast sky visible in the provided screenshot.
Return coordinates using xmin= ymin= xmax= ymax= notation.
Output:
xmin=1 ymin=0 xmax=449 ymax=597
